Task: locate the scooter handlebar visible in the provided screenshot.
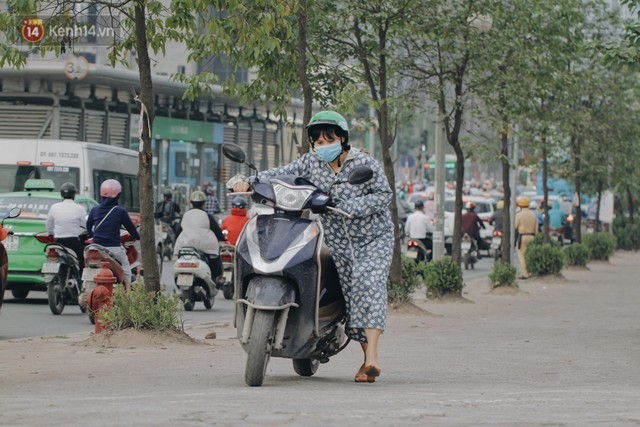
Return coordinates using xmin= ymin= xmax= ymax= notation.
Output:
xmin=327 ymin=206 xmax=353 ymax=218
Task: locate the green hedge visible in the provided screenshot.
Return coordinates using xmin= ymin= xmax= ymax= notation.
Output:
xmin=525 ymin=243 xmax=564 ymax=277
xmin=563 ymin=243 xmax=591 ymax=267
xmin=488 ymin=261 xmax=517 ymax=288
xmin=582 ymin=232 xmax=616 ymax=260
xmin=613 ymin=217 xmax=640 ymax=251
xmin=387 ymin=256 xmax=425 ymax=304
xmin=422 ymin=257 xmax=464 ymax=298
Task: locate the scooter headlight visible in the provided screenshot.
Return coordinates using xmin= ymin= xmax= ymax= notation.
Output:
xmin=272 ymin=182 xmax=314 ymax=211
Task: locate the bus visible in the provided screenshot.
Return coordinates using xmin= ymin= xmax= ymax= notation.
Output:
xmin=0 ymin=139 xmax=140 ymax=213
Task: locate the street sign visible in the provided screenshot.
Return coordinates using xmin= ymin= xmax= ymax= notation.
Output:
xmin=64 ymin=56 xmax=89 ymax=81
xmin=401 ymin=154 xmax=415 ymax=168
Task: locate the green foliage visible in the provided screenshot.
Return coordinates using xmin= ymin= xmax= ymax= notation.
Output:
xmin=530 ymin=232 xmax=561 ymax=248
xmin=422 ymin=257 xmax=464 ymax=299
xmin=99 ymin=282 xmax=184 ymax=332
xmin=612 ymin=217 xmax=640 ymax=251
xmin=563 ymin=243 xmax=591 ymax=266
xmin=582 ymin=232 xmax=617 ymax=260
xmin=525 ymin=243 xmax=564 ymax=277
xmin=488 ymin=261 xmax=517 ymax=289
xmin=386 ymin=256 xmax=424 ymax=304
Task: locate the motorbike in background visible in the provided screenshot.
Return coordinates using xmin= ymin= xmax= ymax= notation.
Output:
xmin=490 ymin=230 xmax=503 ymax=261
xmin=219 ymin=240 xmax=235 ymax=300
xmin=159 ymin=218 xmax=180 ymax=261
xmin=461 ymin=233 xmax=478 ymax=270
xmin=549 ymin=226 xmax=565 ymax=246
xmin=222 ymin=142 xmax=374 ymax=387
xmin=0 ymin=208 xmax=21 ymax=313
xmin=406 ymin=234 xmax=432 ymax=264
xmin=36 ymin=232 xmax=86 ymax=315
xmin=173 ymin=247 xmax=220 ymax=311
xmin=81 ymin=230 xmax=140 ymax=323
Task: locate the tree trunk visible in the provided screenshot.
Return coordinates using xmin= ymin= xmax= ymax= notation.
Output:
xmin=452 ymin=143 xmax=465 ymax=266
xmin=134 ymin=3 xmax=159 ymax=293
xmin=627 ymin=186 xmax=634 ymax=225
xmin=572 ymin=134 xmax=582 ymax=243
xmin=595 ymin=183 xmax=603 ymax=232
xmin=377 ymin=84 xmax=402 ymax=287
xmin=296 ymin=0 xmax=312 ymax=155
xmin=500 ymin=120 xmax=511 ymax=263
xmin=351 ymin=16 xmax=402 ymax=286
xmin=542 ymin=136 xmax=549 ymax=244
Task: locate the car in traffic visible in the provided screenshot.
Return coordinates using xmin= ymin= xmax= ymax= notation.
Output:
xmin=0 ymin=179 xmax=98 ymax=299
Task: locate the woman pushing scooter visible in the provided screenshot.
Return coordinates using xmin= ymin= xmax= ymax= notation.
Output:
xmin=230 ymin=110 xmax=394 ymax=384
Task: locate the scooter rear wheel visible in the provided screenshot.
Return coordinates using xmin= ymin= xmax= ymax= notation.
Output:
xmin=203 ymin=291 xmax=215 ymax=309
xmin=222 ymin=283 xmax=234 ymax=300
xmin=245 ymin=310 xmax=276 ymax=387
xmin=293 ymin=359 xmax=320 ymax=377
xmin=182 ymin=289 xmax=195 ymax=311
xmin=48 ymin=268 xmax=68 ymax=315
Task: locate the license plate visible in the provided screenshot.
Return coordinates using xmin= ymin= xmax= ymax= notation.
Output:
xmin=223 ymin=270 xmax=233 ymax=282
xmin=491 ymin=237 xmax=502 ymax=246
xmin=41 ymin=262 xmax=60 ymax=274
xmin=82 ymin=268 xmax=99 ymax=282
xmin=461 ymin=241 xmax=471 ymax=250
xmin=406 ymin=249 xmax=418 ymax=259
xmin=177 ymin=274 xmax=193 ymax=287
xmin=4 ymin=235 xmax=19 ymax=251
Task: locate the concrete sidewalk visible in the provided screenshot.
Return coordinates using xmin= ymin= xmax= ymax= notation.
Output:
xmin=1 ymin=252 xmax=639 ymax=426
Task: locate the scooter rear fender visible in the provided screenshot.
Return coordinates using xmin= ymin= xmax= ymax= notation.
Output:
xmin=238 ymin=276 xmax=298 ymax=310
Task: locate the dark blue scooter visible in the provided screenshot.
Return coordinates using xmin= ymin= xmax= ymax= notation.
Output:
xmin=223 ymin=143 xmax=373 ymax=386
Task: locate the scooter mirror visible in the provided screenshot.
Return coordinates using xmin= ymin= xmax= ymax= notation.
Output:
xmin=347 ymin=167 xmax=374 ymax=185
xmin=222 ymin=143 xmax=246 ymax=163
xmin=8 ymin=207 xmax=21 ymax=219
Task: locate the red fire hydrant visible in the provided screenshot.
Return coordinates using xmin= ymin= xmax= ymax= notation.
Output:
xmin=87 ymin=262 xmax=117 ymax=333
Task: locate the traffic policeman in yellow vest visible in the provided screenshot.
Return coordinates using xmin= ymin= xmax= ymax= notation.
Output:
xmin=515 ymin=196 xmax=538 ymax=279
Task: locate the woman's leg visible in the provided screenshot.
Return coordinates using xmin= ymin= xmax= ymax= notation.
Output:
xmin=363 ymin=328 xmax=382 ymax=369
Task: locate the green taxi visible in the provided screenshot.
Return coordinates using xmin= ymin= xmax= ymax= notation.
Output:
xmin=0 ymin=179 xmax=97 ymax=299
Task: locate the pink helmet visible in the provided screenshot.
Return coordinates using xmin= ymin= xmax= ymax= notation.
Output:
xmin=100 ymin=179 xmax=122 ymax=198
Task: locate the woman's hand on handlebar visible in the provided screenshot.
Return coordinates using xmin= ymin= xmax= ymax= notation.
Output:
xmin=233 ymin=181 xmax=251 ymax=192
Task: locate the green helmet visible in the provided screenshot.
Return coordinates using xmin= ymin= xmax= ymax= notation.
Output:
xmin=306 ymin=110 xmax=349 ymax=144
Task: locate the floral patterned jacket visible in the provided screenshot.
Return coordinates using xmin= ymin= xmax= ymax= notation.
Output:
xmin=227 ymin=147 xmax=394 ymax=257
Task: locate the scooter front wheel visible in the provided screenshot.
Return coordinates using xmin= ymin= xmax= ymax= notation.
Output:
xmin=245 ymin=310 xmax=276 ymax=387
xmin=293 ymin=358 xmax=320 ymax=377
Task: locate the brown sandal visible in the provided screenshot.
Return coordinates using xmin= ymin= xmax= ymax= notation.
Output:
xmin=354 ymin=364 xmax=376 ymax=383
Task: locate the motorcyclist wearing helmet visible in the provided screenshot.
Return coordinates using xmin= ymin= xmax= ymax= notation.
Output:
xmin=174 ymin=190 xmax=227 ymax=281
xmin=404 ymin=199 xmax=434 ymax=262
xmin=461 ymin=202 xmax=488 ymax=255
xmin=46 ymin=182 xmax=87 ymax=274
xmin=515 ymin=196 xmax=538 ymax=279
xmin=229 ymin=110 xmax=394 ymax=383
xmin=155 ymin=188 xmax=182 ymax=225
xmin=86 ymin=179 xmax=140 ymax=291
xmin=220 ymin=196 xmax=250 ymax=246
